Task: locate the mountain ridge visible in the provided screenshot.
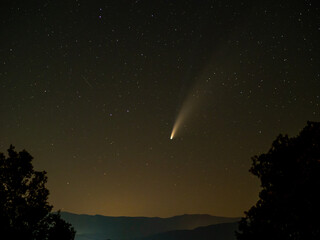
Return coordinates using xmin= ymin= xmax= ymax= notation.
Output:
xmin=60 ymin=212 xmax=240 ymax=240
xmin=137 ymin=222 xmax=238 ymax=240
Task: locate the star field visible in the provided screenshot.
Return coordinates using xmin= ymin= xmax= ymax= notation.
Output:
xmin=0 ymin=0 xmax=319 ymax=217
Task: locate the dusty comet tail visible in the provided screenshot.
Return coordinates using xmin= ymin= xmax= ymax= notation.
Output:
xmin=170 ymin=132 xmax=174 ymax=140
xmin=170 ymin=115 xmax=181 ymax=140
xmin=170 ymin=89 xmax=201 ymax=140
xmin=170 ymin=99 xmax=191 ymax=140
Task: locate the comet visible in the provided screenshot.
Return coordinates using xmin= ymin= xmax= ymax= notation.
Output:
xmin=170 ymin=110 xmax=184 ymax=140
xmin=170 ymin=91 xmax=199 ymax=140
xmin=170 ymin=61 xmax=214 ymax=140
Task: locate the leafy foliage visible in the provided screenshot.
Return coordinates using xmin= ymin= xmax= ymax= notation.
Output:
xmin=0 ymin=145 xmax=75 ymax=239
xmin=236 ymin=121 xmax=320 ymax=240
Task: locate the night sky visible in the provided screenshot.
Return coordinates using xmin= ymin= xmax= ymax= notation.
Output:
xmin=0 ymin=0 xmax=319 ymax=217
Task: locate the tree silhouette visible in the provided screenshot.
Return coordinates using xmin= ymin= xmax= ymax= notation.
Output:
xmin=0 ymin=145 xmax=75 ymax=240
xmin=236 ymin=121 xmax=320 ymax=240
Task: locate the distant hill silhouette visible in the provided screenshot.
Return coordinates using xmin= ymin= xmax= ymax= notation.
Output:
xmin=137 ymin=222 xmax=238 ymax=240
xmin=60 ymin=212 xmax=239 ymax=240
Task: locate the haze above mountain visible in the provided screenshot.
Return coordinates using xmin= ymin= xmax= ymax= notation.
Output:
xmin=61 ymin=212 xmax=239 ymax=240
